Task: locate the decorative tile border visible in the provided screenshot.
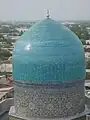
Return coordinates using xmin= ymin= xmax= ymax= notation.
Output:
xmin=14 ymin=80 xmax=84 ymax=89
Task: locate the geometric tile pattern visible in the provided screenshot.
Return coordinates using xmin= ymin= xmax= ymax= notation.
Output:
xmin=9 ymin=113 xmax=86 ymax=120
xmin=14 ymin=80 xmax=85 ymax=119
xmin=9 ymin=111 xmax=86 ymax=120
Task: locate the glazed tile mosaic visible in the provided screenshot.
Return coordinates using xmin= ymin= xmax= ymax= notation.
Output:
xmin=9 ymin=106 xmax=86 ymax=120
xmin=14 ymin=80 xmax=85 ymax=119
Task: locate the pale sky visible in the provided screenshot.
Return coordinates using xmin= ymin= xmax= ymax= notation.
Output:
xmin=0 ymin=0 xmax=90 ymax=21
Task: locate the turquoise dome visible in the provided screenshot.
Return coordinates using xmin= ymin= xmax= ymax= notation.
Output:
xmin=12 ymin=18 xmax=86 ymax=83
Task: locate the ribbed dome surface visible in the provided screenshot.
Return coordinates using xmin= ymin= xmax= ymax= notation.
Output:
xmin=12 ymin=18 xmax=86 ymax=83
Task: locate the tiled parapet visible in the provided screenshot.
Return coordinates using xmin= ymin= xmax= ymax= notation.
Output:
xmin=14 ymin=80 xmax=85 ymax=119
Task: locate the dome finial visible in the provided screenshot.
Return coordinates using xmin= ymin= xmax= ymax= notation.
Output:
xmin=46 ymin=9 xmax=50 ymax=19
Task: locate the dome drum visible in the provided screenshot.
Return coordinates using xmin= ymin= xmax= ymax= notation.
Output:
xmin=14 ymin=80 xmax=85 ymax=118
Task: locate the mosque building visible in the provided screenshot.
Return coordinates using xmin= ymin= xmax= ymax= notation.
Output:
xmin=9 ymin=12 xmax=86 ymax=120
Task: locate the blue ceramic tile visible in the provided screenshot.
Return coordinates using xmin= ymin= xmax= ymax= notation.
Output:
xmin=12 ymin=18 xmax=86 ymax=83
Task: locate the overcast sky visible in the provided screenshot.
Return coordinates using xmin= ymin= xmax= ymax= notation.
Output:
xmin=0 ymin=0 xmax=90 ymax=21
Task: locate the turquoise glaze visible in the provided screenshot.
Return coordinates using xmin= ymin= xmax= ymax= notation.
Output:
xmin=12 ymin=18 xmax=86 ymax=83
